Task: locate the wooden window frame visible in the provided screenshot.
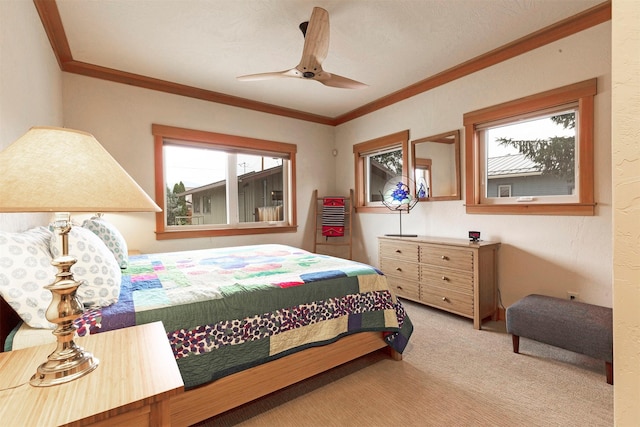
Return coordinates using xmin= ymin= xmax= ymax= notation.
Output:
xmin=353 ymin=130 xmax=410 ymax=213
xmin=152 ymin=124 xmax=297 ymax=240
xmin=463 ymin=79 xmax=597 ymax=215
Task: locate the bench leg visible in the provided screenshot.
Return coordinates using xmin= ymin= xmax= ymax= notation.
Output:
xmin=512 ymin=334 xmax=520 ymax=353
xmin=606 ymin=361 xmax=613 ymax=385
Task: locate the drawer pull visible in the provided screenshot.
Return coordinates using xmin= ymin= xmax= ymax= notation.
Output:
xmin=441 ymin=276 xmax=449 ymax=281
xmin=395 ymin=249 xmax=402 ymax=253
xmin=441 ymin=255 xmax=449 ymax=261
xmin=397 ymin=286 xmax=403 ymax=290
xmin=441 ymin=297 xmax=449 ymax=302
xmin=395 ymin=267 xmax=402 ymax=271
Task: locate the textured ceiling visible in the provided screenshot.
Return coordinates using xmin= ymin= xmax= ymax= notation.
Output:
xmin=55 ymin=0 xmax=605 ymax=119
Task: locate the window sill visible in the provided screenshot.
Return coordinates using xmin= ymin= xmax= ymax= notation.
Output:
xmin=465 ymin=203 xmax=595 ymax=216
xmin=155 ymin=225 xmax=298 ymax=240
xmin=354 ymin=206 xmax=393 ymax=214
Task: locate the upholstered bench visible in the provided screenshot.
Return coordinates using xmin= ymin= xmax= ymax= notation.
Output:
xmin=506 ymin=294 xmax=613 ymax=384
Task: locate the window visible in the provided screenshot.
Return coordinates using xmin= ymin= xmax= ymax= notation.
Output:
xmin=415 ymin=158 xmax=433 ymax=199
xmin=153 ymin=124 xmax=297 ymax=239
xmin=463 ymin=79 xmax=596 ymax=215
xmin=353 ymin=130 xmax=410 ymax=212
xmin=498 ymin=185 xmax=512 ymax=198
xmin=480 ymin=105 xmax=579 ymax=203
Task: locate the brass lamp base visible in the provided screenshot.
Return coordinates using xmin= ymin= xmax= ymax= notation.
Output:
xmin=30 ymin=214 xmax=100 ymax=387
xmin=30 ymin=347 xmax=99 ymax=387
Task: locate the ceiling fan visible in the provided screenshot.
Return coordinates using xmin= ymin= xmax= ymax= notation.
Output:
xmin=237 ymin=7 xmax=367 ymax=89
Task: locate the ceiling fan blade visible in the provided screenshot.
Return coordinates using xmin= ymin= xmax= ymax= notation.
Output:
xmin=237 ymin=7 xmax=365 ymax=90
xmin=316 ymin=72 xmax=368 ymax=89
xmin=236 ymin=68 xmax=299 ymax=81
xmin=298 ymin=7 xmax=329 ymax=72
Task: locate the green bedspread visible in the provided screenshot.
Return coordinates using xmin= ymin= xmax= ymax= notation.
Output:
xmin=76 ymin=244 xmax=413 ymax=389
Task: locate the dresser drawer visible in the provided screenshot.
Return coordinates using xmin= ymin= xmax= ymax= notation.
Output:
xmin=421 ymin=286 xmax=474 ymax=317
xmin=420 ymin=245 xmax=474 ymax=270
xmin=420 ymin=266 xmax=473 ymax=294
xmin=386 ymin=276 xmax=420 ymax=300
xmin=380 ymin=240 xmax=419 ymax=262
xmin=380 ymin=258 xmax=419 ymax=282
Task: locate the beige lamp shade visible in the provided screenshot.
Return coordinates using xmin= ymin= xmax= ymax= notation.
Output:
xmin=0 ymin=126 xmax=160 ymax=213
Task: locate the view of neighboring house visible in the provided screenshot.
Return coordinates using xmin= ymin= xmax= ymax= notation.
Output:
xmin=367 ymin=152 xmax=405 ymax=202
xmin=487 ymin=153 xmax=574 ymax=198
xmin=175 ymin=166 xmax=284 ymax=225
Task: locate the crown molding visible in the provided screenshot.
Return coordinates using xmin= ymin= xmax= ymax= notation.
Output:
xmin=33 ymin=0 xmax=611 ymax=127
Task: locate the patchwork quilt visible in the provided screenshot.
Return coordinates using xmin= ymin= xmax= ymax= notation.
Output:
xmin=76 ymin=244 xmax=413 ymax=389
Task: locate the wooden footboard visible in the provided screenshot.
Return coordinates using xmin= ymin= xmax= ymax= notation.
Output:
xmin=1 ymin=298 xmax=400 ymax=426
xmin=170 ymin=331 xmax=395 ymax=427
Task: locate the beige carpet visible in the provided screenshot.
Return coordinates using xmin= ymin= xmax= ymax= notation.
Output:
xmin=195 ymin=299 xmax=612 ymax=426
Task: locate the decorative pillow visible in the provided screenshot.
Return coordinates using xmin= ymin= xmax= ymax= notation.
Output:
xmin=0 ymin=227 xmax=56 ymax=329
xmin=49 ymin=226 xmax=122 ymax=308
xmin=82 ymin=216 xmax=129 ymax=269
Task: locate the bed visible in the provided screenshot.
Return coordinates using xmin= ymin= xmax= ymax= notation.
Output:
xmin=1 ymin=242 xmax=412 ymax=426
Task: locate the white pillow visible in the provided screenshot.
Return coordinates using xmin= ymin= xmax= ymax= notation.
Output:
xmin=0 ymin=227 xmax=56 ymax=329
xmin=50 ymin=226 xmax=122 ymax=308
xmin=82 ymin=216 xmax=129 ymax=269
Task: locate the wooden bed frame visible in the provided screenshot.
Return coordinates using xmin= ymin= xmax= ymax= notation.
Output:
xmin=1 ymin=297 xmax=400 ymax=426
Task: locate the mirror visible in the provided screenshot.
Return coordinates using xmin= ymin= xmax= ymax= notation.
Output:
xmin=411 ymin=130 xmax=461 ymax=201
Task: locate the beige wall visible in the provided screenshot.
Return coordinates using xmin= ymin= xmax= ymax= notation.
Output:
xmin=0 ymin=0 xmax=63 ymax=232
xmin=4 ymin=1 xmax=639 ymax=422
xmin=2 ymin=0 xmax=614 ymax=309
xmin=612 ymin=1 xmax=640 ymax=424
xmin=336 ymin=22 xmax=612 ymax=310
xmin=61 ymin=73 xmax=335 ymax=254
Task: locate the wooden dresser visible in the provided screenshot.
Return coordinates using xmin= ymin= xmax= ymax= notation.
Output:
xmin=379 ymin=236 xmax=500 ymax=329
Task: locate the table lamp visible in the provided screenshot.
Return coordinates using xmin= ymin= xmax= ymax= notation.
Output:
xmin=0 ymin=126 xmax=161 ymax=386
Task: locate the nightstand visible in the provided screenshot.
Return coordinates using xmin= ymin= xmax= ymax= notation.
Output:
xmin=0 ymin=322 xmax=183 ymax=426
